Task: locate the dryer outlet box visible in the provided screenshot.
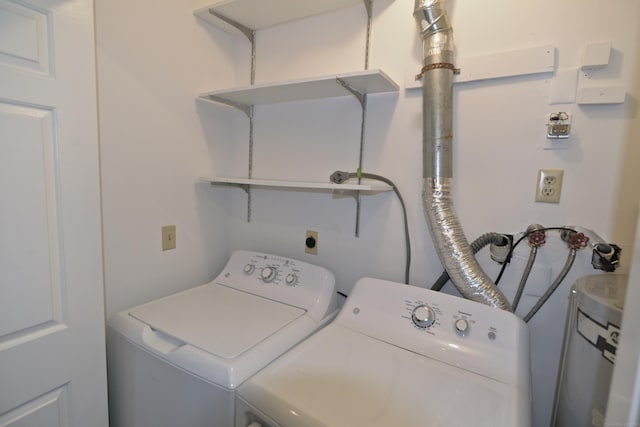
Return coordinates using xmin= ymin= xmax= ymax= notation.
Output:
xmin=305 ymin=230 xmax=318 ymax=255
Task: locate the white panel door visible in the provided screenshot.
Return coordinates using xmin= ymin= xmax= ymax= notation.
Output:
xmin=0 ymin=0 xmax=108 ymax=426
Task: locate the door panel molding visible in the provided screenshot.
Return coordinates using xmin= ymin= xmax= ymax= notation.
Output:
xmin=0 ymin=0 xmax=52 ymax=76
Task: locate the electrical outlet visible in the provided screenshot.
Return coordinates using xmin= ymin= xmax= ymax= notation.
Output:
xmin=535 ymin=169 xmax=564 ymax=203
xmin=162 ymin=225 xmax=176 ymax=251
xmin=305 ymin=230 xmax=318 ymax=255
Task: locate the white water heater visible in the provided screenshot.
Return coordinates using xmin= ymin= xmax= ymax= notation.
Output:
xmin=553 ymin=274 xmax=628 ymax=427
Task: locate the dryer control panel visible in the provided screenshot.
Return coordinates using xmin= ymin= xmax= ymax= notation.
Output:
xmin=215 ymin=250 xmax=338 ymax=322
xmin=336 ymin=277 xmax=530 ymax=387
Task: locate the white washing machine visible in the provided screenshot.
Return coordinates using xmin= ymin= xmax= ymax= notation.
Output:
xmin=107 ymin=250 xmax=338 ymax=427
xmin=236 ymin=277 xmax=531 ymax=427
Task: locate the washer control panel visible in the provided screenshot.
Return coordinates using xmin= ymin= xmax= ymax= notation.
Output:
xmin=411 ymin=304 xmax=436 ymax=328
xmin=337 ymin=277 xmax=529 ymax=386
xmin=215 ymin=250 xmax=337 ymax=322
xmin=402 ymin=298 xmax=480 ymax=339
xmin=454 ymin=318 xmax=470 ymax=336
xmin=238 ymin=253 xmax=306 ymax=287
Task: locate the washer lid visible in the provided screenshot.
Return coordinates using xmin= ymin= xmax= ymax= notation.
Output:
xmin=129 ymin=283 xmax=305 ymax=359
xmin=237 ymin=324 xmax=530 ymax=427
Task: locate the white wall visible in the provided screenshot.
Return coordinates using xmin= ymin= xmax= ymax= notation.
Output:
xmin=225 ymin=1 xmax=640 ymax=426
xmin=95 ymin=0 xmax=236 ymax=317
xmin=95 ymin=1 xmax=640 ymax=426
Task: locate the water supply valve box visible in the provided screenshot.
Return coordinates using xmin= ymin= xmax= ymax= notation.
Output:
xmin=547 ymin=112 xmax=571 ymax=139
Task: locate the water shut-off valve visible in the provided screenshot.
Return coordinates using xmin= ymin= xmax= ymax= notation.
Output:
xmin=561 ymin=228 xmax=621 ymax=272
xmin=527 ymin=224 xmax=547 ymax=248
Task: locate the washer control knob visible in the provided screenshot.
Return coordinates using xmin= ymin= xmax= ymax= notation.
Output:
xmin=454 ymin=318 xmax=470 ymax=336
xmin=260 ymin=267 xmax=277 ymax=283
xmin=243 ymin=263 xmax=255 ymax=274
xmin=285 ymin=273 xmax=298 ymax=286
xmin=411 ymin=304 xmax=436 ymax=328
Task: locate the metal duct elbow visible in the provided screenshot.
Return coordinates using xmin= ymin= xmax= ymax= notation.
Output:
xmin=414 ymin=0 xmax=454 ymax=61
xmin=414 ymin=0 xmax=511 ymax=310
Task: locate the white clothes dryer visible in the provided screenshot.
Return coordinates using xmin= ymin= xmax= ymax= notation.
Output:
xmin=107 ymin=250 xmax=338 ymax=427
xmin=236 ymin=277 xmax=531 ymax=427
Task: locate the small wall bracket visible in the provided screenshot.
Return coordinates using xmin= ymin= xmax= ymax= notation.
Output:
xmin=208 ymin=9 xmax=255 ymax=44
xmin=336 ymin=78 xmax=366 ymax=107
xmin=205 ymin=95 xmax=252 ymax=117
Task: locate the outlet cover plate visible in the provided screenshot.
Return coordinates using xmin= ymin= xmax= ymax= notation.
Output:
xmin=535 ymin=169 xmax=564 ymax=203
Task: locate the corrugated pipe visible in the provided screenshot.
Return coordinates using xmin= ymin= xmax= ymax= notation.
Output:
xmin=431 ymin=232 xmax=509 ymax=291
xmin=414 ymin=0 xmax=511 ymax=310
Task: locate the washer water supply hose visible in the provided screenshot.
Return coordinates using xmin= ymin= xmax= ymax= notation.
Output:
xmin=522 ymin=231 xmax=588 ymax=322
xmin=426 ymin=223 xmax=618 ymax=321
xmin=330 ymin=170 xmax=411 ymax=284
xmin=511 ymin=246 xmax=538 ymax=312
xmin=414 ymin=0 xmax=511 ymax=310
xmin=511 ymin=225 xmax=546 ymax=311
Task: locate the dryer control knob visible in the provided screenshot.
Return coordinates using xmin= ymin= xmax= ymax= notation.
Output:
xmin=260 ymin=267 xmax=277 ymax=283
xmin=243 ymin=263 xmax=255 ymax=274
xmin=411 ymin=305 xmax=436 ymax=328
xmin=454 ymin=318 xmax=470 ymax=336
xmin=285 ymin=273 xmax=298 ymax=286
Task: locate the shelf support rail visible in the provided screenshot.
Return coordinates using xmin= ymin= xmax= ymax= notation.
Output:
xmin=247 ymin=106 xmax=254 ymax=223
xmin=207 ymin=9 xmax=257 ymax=223
xmin=336 ymin=78 xmax=368 ymax=237
xmin=327 ymin=1 xmax=373 ymax=237
xmin=363 ymin=0 xmax=373 ymax=70
xmin=247 ymin=32 xmax=256 ymax=224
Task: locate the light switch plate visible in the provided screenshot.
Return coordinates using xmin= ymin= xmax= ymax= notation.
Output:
xmin=162 ymin=225 xmax=176 ymax=251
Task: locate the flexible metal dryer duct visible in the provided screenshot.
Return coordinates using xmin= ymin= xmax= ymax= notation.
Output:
xmin=414 ymin=0 xmax=511 ymax=310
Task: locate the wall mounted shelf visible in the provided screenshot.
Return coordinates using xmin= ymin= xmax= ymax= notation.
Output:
xmin=199 ymin=177 xmax=392 ymax=193
xmin=198 ymin=69 xmax=399 ymax=112
xmin=193 ymin=0 xmax=390 ymax=34
xmin=195 ymin=0 xmax=396 ymax=235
